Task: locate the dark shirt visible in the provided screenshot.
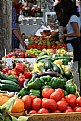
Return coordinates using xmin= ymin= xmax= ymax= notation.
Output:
xmin=12 ymin=6 xmax=19 ymax=50
xmin=12 ymin=6 xmax=17 ymax=30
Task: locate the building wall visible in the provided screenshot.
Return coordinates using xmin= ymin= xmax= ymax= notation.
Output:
xmin=0 ymin=0 xmax=12 ymax=58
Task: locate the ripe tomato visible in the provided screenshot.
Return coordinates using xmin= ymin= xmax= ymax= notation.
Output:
xmin=42 ymin=88 xmax=54 ymax=98
xmin=65 ymin=94 xmax=76 ymax=107
xmin=42 ymin=98 xmax=57 ymax=111
xmin=65 ymin=108 xmax=74 ymax=113
xmin=67 ymin=106 xmax=72 ymax=109
xmin=61 ymin=98 xmax=66 ymax=101
xmin=55 ymin=88 xmax=64 ymax=98
xmin=57 ymin=100 xmax=68 ymax=111
xmin=75 ymin=107 xmax=81 ymax=112
xmin=2 ymin=68 xmax=10 ymax=74
xmin=73 ymin=106 xmax=79 ymax=111
xmin=50 ymin=91 xmax=63 ymax=102
xmin=52 ymin=110 xmax=61 ymax=113
xmin=32 ymin=98 xmax=42 ymax=110
xmin=76 ymin=97 xmax=81 ymax=106
xmin=38 ymin=108 xmax=49 ymax=114
xmin=28 ymin=110 xmax=37 ymax=114
xmin=30 ymin=95 xmax=37 ymax=101
xmin=22 ymin=95 xmax=32 ymax=109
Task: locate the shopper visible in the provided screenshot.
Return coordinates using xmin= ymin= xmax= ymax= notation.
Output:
xmin=12 ymin=0 xmax=26 ymax=50
xmin=54 ymin=1 xmax=81 ymax=94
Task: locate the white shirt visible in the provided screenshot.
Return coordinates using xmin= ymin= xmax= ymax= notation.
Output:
xmin=66 ymin=15 xmax=80 ymax=40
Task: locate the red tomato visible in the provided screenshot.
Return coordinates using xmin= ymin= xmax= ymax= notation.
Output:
xmin=7 ymin=70 xmax=16 ymax=75
xmin=30 ymin=95 xmax=37 ymax=101
xmin=22 ymin=95 xmax=32 ymax=109
xmin=76 ymin=97 xmax=81 ymax=107
xmin=38 ymin=108 xmax=49 ymax=114
xmin=28 ymin=110 xmax=37 ymax=114
xmin=55 ymin=88 xmax=64 ymax=98
xmin=65 ymin=108 xmax=74 ymax=113
xmin=42 ymin=88 xmax=54 ymax=98
xmin=32 ymin=98 xmax=42 ymax=110
xmin=42 ymin=98 xmax=48 ymax=102
xmin=2 ymin=68 xmax=10 ymax=74
xmin=57 ymin=100 xmax=68 ymax=111
xmin=61 ymin=98 xmax=66 ymax=101
xmin=75 ymin=107 xmax=81 ymax=112
xmin=50 ymin=91 xmax=63 ymax=102
xmin=73 ymin=105 xmax=79 ymax=111
xmin=67 ymin=106 xmax=72 ymax=109
xmin=52 ymin=110 xmax=61 ymax=113
xmin=42 ymin=98 xmax=57 ymax=111
xmin=65 ymin=94 xmax=77 ymax=107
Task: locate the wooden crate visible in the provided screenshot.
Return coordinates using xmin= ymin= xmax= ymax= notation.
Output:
xmin=28 ymin=113 xmax=81 ymax=121
xmin=11 ymin=112 xmax=81 ymax=121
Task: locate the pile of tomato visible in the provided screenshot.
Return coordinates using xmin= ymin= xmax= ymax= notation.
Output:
xmin=21 ymin=88 xmax=81 ymax=114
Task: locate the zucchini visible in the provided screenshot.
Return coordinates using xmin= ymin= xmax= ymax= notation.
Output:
xmin=0 ymin=83 xmax=21 ymax=92
xmin=44 ymin=61 xmax=53 ymax=71
xmin=0 ymin=79 xmax=19 ymax=86
xmin=38 ymin=52 xmax=48 ymax=57
xmin=52 ymin=64 xmax=61 ymax=74
xmin=0 ymin=73 xmax=19 ymax=84
xmin=36 ymin=55 xmax=51 ymax=62
xmin=0 ymin=73 xmax=9 ymax=80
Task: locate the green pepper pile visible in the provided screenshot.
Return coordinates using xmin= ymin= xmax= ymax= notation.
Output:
xmin=19 ymin=74 xmax=77 ymax=97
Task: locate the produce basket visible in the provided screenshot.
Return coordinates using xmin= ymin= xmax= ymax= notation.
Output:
xmin=10 ymin=112 xmax=81 ymax=121
xmin=28 ymin=113 xmax=81 ymax=121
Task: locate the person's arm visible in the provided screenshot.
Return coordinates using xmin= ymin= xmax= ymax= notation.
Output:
xmin=60 ymin=22 xmax=80 ymax=40
xmin=13 ymin=29 xmax=26 ymax=48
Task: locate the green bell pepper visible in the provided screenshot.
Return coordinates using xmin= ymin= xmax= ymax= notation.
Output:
xmin=41 ymin=85 xmax=51 ymax=90
xmin=51 ymin=77 xmax=66 ymax=89
xmin=29 ymin=89 xmax=41 ymax=97
xmin=27 ymin=78 xmax=41 ymax=90
xmin=19 ymin=88 xmax=29 ymax=97
xmin=65 ymin=84 xmax=76 ymax=94
xmin=40 ymin=75 xmax=52 ymax=82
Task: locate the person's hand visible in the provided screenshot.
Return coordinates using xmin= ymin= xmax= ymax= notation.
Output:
xmin=59 ymin=35 xmax=65 ymax=40
xmin=20 ymin=40 xmax=27 ymax=49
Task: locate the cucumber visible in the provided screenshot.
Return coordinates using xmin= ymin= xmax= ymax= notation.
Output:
xmin=0 ymin=83 xmax=21 ymax=92
xmin=38 ymin=52 xmax=48 ymax=57
xmin=36 ymin=55 xmax=51 ymax=62
xmin=0 ymin=73 xmax=9 ymax=80
xmin=0 ymin=73 xmax=19 ymax=84
xmin=44 ymin=61 xmax=53 ymax=71
xmin=0 ymin=79 xmax=18 ymax=86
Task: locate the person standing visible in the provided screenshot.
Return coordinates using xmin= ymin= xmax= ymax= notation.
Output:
xmin=12 ymin=0 xmax=26 ymax=50
xmin=54 ymin=0 xmax=81 ymax=94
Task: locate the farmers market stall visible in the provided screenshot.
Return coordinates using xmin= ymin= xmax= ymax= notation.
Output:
xmin=0 ymin=48 xmax=81 ymax=121
xmin=0 ymin=1 xmax=81 ymax=121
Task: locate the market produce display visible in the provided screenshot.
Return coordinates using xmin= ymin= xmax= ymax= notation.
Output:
xmin=5 ymin=49 xmax=41 ymax=58
xmin=0 ymin=47 xmax=81 ymax=121
xmin=27 ymin=35 xmax=67 ymax=50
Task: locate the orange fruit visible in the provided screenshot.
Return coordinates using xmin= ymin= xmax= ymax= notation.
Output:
xmin=11 ymin=98 xmax=25 ymax=113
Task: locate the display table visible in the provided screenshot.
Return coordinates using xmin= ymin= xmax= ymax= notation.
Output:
xmin=2 ymin=58 xmax=36 ymax=66
xmin=19 ymin=24 xmax=41 ymax=36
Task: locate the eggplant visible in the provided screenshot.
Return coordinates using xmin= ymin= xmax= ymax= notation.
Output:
xmin=33 ymin=71 xmax=60 ymax=78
